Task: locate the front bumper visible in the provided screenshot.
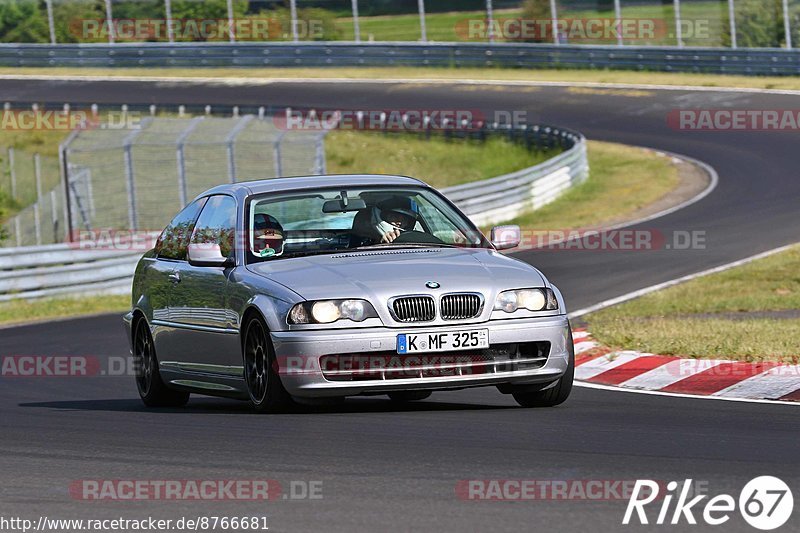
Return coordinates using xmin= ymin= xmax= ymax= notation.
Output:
xmin=271 ymin=315 xmax=571 ymax=397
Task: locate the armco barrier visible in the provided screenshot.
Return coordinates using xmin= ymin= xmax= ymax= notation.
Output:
xmin=442 ymin=127 xmax=586 ymax=227
xmin=0 ymin=244 xmax=140 ymax=302
xmin=0 ymin=124 xmax=587 ymax=301
xmin=2 ymin=42 xmax=800 ymax=75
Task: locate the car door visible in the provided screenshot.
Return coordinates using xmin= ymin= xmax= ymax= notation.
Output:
xmin=147 ymin=198 xmax=206 ymax=357
xmin=168 ymin=194 xmax=241 ymax=373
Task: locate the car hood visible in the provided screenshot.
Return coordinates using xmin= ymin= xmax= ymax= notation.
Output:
xmin=247 ymin=247 xmax=547 ymax=302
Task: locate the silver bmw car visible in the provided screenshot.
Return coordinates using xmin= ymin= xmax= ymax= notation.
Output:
xmin=124 ymin=174 xmax=574 ymax=412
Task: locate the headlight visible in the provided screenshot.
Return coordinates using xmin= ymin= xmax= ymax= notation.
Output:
xmin=288 ymin=299 xmax=378 ymax=324
xmin=493 ymin=288 xmax=558 ymax=313
xmin=312 ymin=301 xmax=340 ymax=323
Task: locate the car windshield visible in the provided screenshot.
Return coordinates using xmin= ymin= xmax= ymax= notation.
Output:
xmin=246 ymin=185 xmax=489 ymax=262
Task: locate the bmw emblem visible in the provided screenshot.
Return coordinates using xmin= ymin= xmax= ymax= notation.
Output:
xmin=425 ymin=281 xmax=440 ymax=289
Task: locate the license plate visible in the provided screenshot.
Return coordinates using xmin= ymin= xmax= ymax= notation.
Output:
xmin=397 ymin=329 xmax=489 ymax=354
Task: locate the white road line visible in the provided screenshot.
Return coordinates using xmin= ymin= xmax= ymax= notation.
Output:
xmin=574 ymin=340 xmax=599 ymax=354
xmin=712 ymin=366 xmax=800 ymax=400
xmin=573 ymin=351 xmax=642 ymax=381
xmin=575 ymin=381 xmax=800 ymax=406
xmin=619 ymin=359 xmax=725 ymax=390
xmin=571 ymin=330 xmax=591 ymax=341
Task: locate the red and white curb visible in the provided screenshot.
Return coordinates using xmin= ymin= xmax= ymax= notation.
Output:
xmin=571 ymin=330 xmax=800 ymax=403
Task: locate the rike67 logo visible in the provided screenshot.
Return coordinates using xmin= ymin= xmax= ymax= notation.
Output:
xmin=624 ymin=477 xmax=793 ymax=530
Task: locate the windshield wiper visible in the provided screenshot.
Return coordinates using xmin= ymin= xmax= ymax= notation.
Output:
xmin=351 ymin=243 xmax=462 ymax=251
xmin=265 ymin=249 xmax=343 ymax=259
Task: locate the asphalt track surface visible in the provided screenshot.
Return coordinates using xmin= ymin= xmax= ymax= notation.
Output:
xmin=1 ymin=78 xmax=799 ymax=532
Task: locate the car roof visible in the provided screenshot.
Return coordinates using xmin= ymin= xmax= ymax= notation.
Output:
xmin=196 ymin=174 xmax=429 ymax=199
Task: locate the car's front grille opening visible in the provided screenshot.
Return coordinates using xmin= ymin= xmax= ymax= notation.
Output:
xmin=440 ymin=293 xmax=483 ymax=320
xmin=319 ymin=342 xmax=550 ymax=382
xmin=392 ymin=295 xmax=436 ymax=323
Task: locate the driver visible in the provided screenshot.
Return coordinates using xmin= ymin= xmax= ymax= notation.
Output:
xmin=376 ymin=196 xmax=420 ymax=243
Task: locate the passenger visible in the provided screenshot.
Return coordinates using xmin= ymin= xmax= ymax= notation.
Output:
xmin=252 ymin=213 xmax=284 ymax=257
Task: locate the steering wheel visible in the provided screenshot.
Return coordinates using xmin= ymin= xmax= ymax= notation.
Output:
xmin=392 ymin=231 xmax=445 ymax=245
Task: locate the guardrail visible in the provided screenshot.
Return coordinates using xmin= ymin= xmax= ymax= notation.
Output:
xmin=443 ymin=125 xmax=586 ymax=227
xmin=0 ymin=244 xmax=140 ymax=302
xmin=3 ymin=42 xmax=800 ymax=75
xmin=0 ymin=122 xmax=587 ymax=301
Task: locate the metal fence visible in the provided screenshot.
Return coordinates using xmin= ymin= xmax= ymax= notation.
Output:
xmin=14 ymin=0 xmax=800 ymax=50
xmin=0 ymin=148 xmax=63 ymax=247
xmin=0 ymin=119 xmax=587 ymax=301
xmin=3 ymin=41 xmax=800 ymax=75
xmin=1 ymin=110 xmax=327 ymax=247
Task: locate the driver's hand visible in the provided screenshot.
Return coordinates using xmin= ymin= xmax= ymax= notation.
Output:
xmin=381 ymin=229 xmax=402 ymax=243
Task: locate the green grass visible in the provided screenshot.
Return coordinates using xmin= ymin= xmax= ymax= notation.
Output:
xmin=0 ymin=293 xmax=129 ymax=327
xmin=586 ymin=246 xmax=800 ymax=362
xmin=325 ymin=130 xmax=557 ymax=189
xmin=504 ymin=140 xmax=679 ymax=231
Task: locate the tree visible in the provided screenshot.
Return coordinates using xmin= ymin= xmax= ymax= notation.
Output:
xmin=521 ymin=0 xmax=554 ymax=43
xmin=0 ymin=190 xmax=9 ymax=244
xmin=722 ymin=0 xmax=785 ymax=48
xmin=53 ymin=0 xmax=104 ymax=43
xmin=171 ymin=0 xmax=248 ymax=21
xmin=0 ymin=0 xmax=49 ymax=43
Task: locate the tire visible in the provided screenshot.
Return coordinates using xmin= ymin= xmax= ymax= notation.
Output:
xmin=512 ymin=328 xmax=575 ymax=408
xmin=388 ymin=390 xmax=432 ymax=402
xmin=243 ymin=315 xmax=294 ymax=413
xmin=133 ymin=318 xmax=190 ymax=408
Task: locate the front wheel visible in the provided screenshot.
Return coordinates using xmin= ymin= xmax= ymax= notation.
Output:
xmin=134 ymin=318 xmax=189 ymax=408
xmin=512 ymin=330 xmax=574 ymax=408
xmin=243 ymin=315 xmax=294 ymax=413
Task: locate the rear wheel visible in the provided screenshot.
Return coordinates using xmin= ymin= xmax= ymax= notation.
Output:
xmin=512 ymin=329 xmax=574 ymax=408
xmin=388 ymin=391 xmax=432 ymax=402
xmin=243 ymin=315 xmax=294 ymax=413
xmin=134 ymin=318 xmax=189 ymax=408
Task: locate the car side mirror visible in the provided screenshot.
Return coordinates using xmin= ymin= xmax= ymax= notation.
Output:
xmin=490 ymin=225 xmax=521 ymax=250
xmin=187 ymin=243 xmax=234 ymax=267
